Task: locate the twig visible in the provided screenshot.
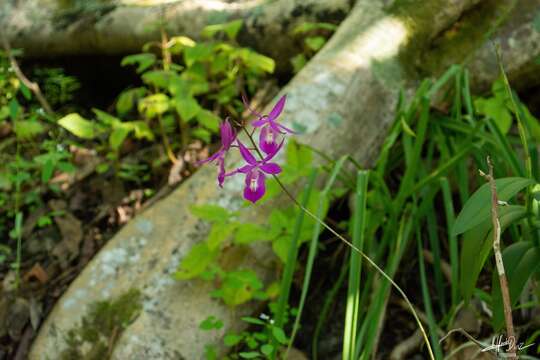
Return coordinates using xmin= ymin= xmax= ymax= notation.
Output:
xmin=479 ymin=156 xmax=517 ymax=359
xmin=0 ymin=35 xmax=54 ymax=116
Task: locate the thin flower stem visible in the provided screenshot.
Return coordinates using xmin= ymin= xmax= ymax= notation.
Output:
xmin=480 ymin=156 xmax=517 ymax=360
xmin=240 ymin=127 xmax=435 ymax=360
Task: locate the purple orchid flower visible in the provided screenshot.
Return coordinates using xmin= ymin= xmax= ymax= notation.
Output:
xmin=198 ymin=118 xmax=236 ymax=187
xmin=243 ymin=94 xmax=295 ymax=155
xmin=236 ymin=140 xmax=283 ymax=203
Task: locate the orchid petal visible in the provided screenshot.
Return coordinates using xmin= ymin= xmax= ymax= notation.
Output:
xmin=238 ymin=141 xmax=258 ymax=165
xmin=268 ymin=95 xmax=286 ymax=121
xmin=220 ymin=119 xmax=236 ymax=149
xmin=197 ymin=149 xmax=223 ymax=165
xmin=260 ymin=162 xmax=281 ymax=175
xmin=276 ymin=122 xmax=296 ymax=134
xmin=243 ymin=169 xmax=266 ymax=203
xmin=259 ymin=126 xmax=280 ymax=155
xmin=242 ymin=94 xmax=263 ymax=118
xmin=262 ymin=139 xmax=284 ymax=161
xmin=217 ymin=158 xmax=226 ymax=187
xmin=251 ymin=116 xmax=268 ymax=128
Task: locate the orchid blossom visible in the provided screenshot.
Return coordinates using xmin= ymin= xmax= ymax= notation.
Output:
xmin=198 ymin=119 xmax=236 ymax=187
xmin=243 ymin=95 xmax=295 ymax=155
xmin=235 ymin=140 xmax=283 ymax=203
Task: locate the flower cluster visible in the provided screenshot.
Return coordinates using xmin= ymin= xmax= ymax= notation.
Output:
xmin=198 ymin=95 xmax=294 ymax=203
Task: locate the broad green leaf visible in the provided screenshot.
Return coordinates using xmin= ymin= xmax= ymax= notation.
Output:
xmin=174 ymin=242 xmax=217 ymax=280
xmin=261 ymin=344 xmax=274 ymax=356
xmin=223 ymin=334 xmax=243 ymax=347
xmin=292 ymin=21 xmax=337 ymax=35
xmin=272 ymin=235 xmax=290 ymax=263
xmin=138 ymin=94 xmax=169 ymax=118
xmin=199 ymin=315 xmax=224 ymax=330
xmin=58 ymin=113 xmax=98 ymax=139
xmin=235 ymin=223 xmax=271 ymax=244
xmin=304 ymin=36 xmax=326 ymax=51
xmin=129 ymin=121 xmax=154 ymax=140
xmin=492 ymin=242 xmax=540 ymax=330
xmin=238 ymin=352 xmax=260 ymax=359
xmin=175 ymin=95 xmax=201 ymax=122
xmin=207 ymin=223 xmax=236 ymax=250
xmin=116 ymin=87 xmax=147 ymax=115
xmin=452 ymin=177 xmax=535 ymax=236
xmin=142 ymin=70 xmax=178 ymax=89
xmin=460 ymin=205 xmax=527 ymax=302
xmin=241 ymin=50 xmax=275 ymax=73
xmin=184 ymin=44 xmax=214 ymax=67
xmin=271 ymin=326 xmax=288 ymax=344
xmin=221 ymin=270 xmax=263 ymax=306
xmin=109 ymin=125 xmax=131 ymax=150
xmin=93 ymin=108 xmax=120 ymax=126
xmin=474 ymin=97 xmax=512 ymax=134
xmin=13 ymin=120 xmax=45 ymax=139
xmin=191 ymin=204 xmax=231 ymax=223
xmin=202 ymin=20 xmax=243 ymax=40
xmin=168 ymin=36 xmax=196 ymax=54
xmin=121 ymin=53 xmax=156 ymax=73
xmin=196 ymin=110 xmax=220 ymax=132
xmin=41 ymin=158 xmax=55 ymax=183
xmin=192 ymin=128 xmax=212 ymax=143
xmin=290 ymin=54 xmax=307 ymax=74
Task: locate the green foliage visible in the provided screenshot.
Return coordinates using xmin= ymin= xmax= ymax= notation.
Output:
xmin=289 ymin=22 xmax=337 ymax=73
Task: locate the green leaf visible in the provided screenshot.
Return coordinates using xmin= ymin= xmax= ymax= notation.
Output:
xmin=235 ymin=223 xmax=271 ymax=244
xmin=41 ymin=158 xmax=55 ymax=183
xmin=93 ymin=108 xmax=120 ymax=126
xmin=142 ymin=70 xmax=178 ymax=89
xmin=474 ymin=97 xmax=512 ymax=134
xmin=138 ymin=94 xmax=170 ymax=118
xmin=168 ymin=36 xmax=196 ymax=54
xmin=290 ymin=54 xmax=307 ymax=74
xmin=191 ymin=204 xmax=231 ymax=223
xmin=452 ymin=177 xmax=535 ymax=235
xmin=174 ymin=242 xmax=217 ymax=280
xmin=129 ymin=121 xmax=154 ymax=141
xmin=271 ymin=326 xmax=288 ymax=344
xmin=239 ymin=352 xmax=260 ymax=359
xmin=192 ymin=128 xmax=212 ymax=143
xmin=221 ymin=270 xmax=263 ymax=306
xmin=199 ymin=315 xmax=224 ymax=331
xmin=292 ymin=21 xmax=337 ymax=35
xmin=58 ymin=113 xmax=98 ymax=139
xmin=492 ymin=242 xmax=540 ymax=330
xmin=202 ymin=20 xmax=243 ymax=40
xmin=121 ymin=53 xmax=156 ymax=73
xmin=260 ymin=344 xmax=274 ymax=356
xmin=241 ymin=50 xmax=275 ymax=73
xmin=304 ymin=36 xmax=326 ymax=51
xmin=109 ymin=125 xmax=131 ymax=150
xmin=207 ymin=223 xmax=236 ymax=250
xmin=196 ymin=110 xmax=220 ymax=132
xmin=13 ymin=120 xmax=45 ymax=140
xmin=241 ymin=316 xmax=266 ymax=325
xmin=224 ymin=334 xmax=243 ymax=347
xmin=116 ymin=88 xmax=147 ymax=116
xmin=272 ymin=235 xmax=290 ymax=263
xmin=184 ymin=44 xmax=214 ymax=67
xmin=460 ymin=205 xmax=527 ymax=302
xmin=174 ymin=95 xmax=201 ymax=122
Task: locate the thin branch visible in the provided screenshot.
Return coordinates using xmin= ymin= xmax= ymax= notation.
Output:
xmin=0 ymin=35 xmax=54 ymax=116
xmin=479 ymin=156 xmax=517 ymax=359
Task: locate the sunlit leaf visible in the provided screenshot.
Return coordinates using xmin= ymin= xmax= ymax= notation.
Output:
xmin=58 ymin=113 xmax=98 ymax=139
xmin=452 ymin=177 xmax=535 ymax=235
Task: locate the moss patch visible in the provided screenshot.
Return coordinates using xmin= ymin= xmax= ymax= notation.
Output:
xmin=60 ymin=288 xmax=142 ymax=360
xmin=54 ymin=0 xmax=116 ymax=30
